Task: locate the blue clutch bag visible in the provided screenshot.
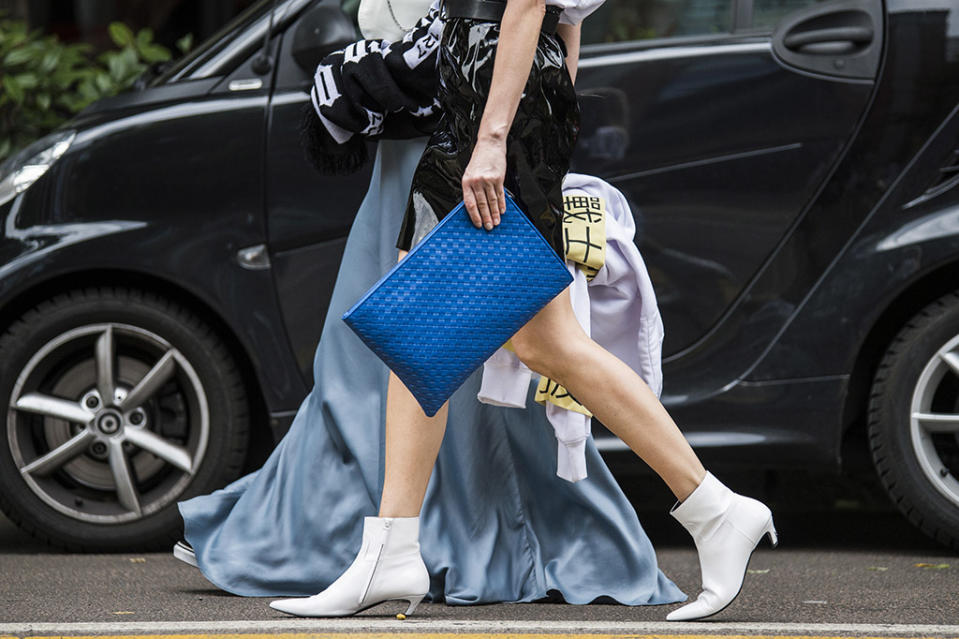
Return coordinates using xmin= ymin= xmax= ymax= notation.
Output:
xmin=342 ymin=194 xmax=573 ymax=416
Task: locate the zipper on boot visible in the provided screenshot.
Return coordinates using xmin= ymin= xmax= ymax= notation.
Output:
xmin=357 ymin=519 xmax=391 ymax=606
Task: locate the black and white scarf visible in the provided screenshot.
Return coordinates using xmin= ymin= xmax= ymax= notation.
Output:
xmin=301 ymin=5 xmax=444 ymax=174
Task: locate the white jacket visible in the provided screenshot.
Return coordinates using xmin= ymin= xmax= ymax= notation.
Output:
xmin=477 ymin=173 xmax=664 ymax=482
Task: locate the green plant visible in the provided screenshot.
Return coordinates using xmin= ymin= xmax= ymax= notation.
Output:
xmin=0 ymin=16 xmax=191 ymax=162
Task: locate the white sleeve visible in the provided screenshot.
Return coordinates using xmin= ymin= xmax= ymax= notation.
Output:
xmin=557 ymin=1 xmax=605 ymax=26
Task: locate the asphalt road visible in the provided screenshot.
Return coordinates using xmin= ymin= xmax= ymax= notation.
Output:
xmin=1 ymin=478 xmax=957 ymax=635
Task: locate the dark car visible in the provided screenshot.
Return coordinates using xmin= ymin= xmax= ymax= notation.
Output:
xmin=1 ymin=0 xmax=958 ymax=552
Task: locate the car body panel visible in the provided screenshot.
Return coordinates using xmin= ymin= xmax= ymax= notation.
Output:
xmin=751 ymin=102 xmax=959 ymax=382
xmin=748 ymin=1 xmax=959 ymax=380
xmin=0 ymin=67 xmax=311 ymax=411
xmin=264 ymin=15 xmax=377 ymax=379
xmin=573 ymin=3 xmax=881 ymax=355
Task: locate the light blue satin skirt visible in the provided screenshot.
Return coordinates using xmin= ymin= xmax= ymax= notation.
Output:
xmin=178 ymin=139 xmax=685 ymax=606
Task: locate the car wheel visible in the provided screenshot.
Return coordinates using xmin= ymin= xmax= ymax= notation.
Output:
xmin=0 ymin=287 xmax=249 ymax=551
xmin=868 ymin=290 xmax=959 ymax=551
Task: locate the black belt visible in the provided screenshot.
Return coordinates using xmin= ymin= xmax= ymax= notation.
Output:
xmin=442 ymin=0 xmax=562 ymax=35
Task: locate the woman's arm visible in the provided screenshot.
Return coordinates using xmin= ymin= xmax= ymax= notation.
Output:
xmin=461 ymin=0 xmax=546 ymax=230
xmin=556 ymin=23 xmax=581 ymax=84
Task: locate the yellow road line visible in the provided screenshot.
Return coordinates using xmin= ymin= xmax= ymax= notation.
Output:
xmin=16 ymin=634 xmax=958 ymax=639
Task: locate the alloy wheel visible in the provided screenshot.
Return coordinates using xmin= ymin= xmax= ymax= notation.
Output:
xmin=909 ymin=332 xmax=959 ymax=508
xmin=7 ymin=323 xmax=209 ymax=523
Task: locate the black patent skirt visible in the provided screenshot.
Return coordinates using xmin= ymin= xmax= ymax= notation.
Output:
xmin=396 ymin=16 xmax=581 ymax=259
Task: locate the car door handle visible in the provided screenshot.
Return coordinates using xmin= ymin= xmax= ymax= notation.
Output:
xmin=772 ymin=0 xmax=881 ymax=79
xmin=783 ymin=25 xmax=874 ymax=52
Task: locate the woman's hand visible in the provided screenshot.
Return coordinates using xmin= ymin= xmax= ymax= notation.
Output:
xmin=462 ymin=136 xmax=507 ymax=230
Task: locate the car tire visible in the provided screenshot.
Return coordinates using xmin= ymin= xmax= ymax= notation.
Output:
xmin=868 ymin=290 xmax=959 ymax=551
xmin=0 ymin=287 xmax=249 ymax=551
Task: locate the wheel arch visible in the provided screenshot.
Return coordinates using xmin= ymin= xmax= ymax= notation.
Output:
xmin=0 ymin=268 xmax=273 ymax=471
xmin=841 ymin=257 xmax=959 ymax=460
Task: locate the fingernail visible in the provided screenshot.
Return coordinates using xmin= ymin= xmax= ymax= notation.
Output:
xmin=484 ymin=223 xmax=493 ymax=231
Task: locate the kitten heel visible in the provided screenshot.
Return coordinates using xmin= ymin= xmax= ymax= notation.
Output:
xmin=764 ymin=517 xmax=779 ymax=548
xmin=402 ymin=594 xmax=424 ymax=616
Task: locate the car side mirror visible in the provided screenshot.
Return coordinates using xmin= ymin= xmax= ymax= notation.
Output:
xmin=292 ymin=2 xmax=358 ymax=74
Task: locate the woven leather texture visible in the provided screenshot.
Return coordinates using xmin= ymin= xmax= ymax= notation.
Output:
xmin=342 ymin=195 xmax=573 ymax=416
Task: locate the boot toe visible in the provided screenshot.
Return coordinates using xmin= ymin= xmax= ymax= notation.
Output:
xmin=666 ymin=603 xmax=698 ymax=622
xmin=666 ymin=593 xmax=725 ymax=621
xmin=269 ymin=594 xmax=354 ymax=617
xmin=269 ymin=598 xmax=303 ymax=615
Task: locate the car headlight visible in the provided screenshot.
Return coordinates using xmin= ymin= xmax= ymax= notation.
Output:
xmin=0 ymin=130 xmax=76 ymax=208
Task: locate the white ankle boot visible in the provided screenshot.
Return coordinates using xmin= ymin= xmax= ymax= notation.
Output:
xmin=269 ymin=516 xmax=429 ymax=617
xmin=666 ymin=472 xmax=777 ymax=622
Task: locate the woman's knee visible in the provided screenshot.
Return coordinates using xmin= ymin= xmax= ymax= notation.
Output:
xmin=510 ymin=288 xmax=592 ymax=378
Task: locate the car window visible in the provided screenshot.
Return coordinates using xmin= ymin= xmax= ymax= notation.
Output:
xmin=156 ymin=0 xmax=314 ymax=83
xmin=582 ymin=0 xmax=735 ymax=46
xmin=155 ymin=0 xmax=276 ymax=84
xmin=751 ymin=0 xmax=829 ymax=30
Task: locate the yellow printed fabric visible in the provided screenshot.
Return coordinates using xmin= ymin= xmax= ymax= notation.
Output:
xmin=532 ymin=194 xmax=608 ymax=417
xmin=561 ymin=193 xmax=605 ymax=281
xmin=535 ymin=376 xmax=592 ymax=416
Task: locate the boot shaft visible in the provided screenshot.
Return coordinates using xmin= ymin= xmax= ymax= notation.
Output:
xmin=669 ymin=472 xmax=733 ymax=537
xmin=360 ymin=516 xmax=421 ymax=558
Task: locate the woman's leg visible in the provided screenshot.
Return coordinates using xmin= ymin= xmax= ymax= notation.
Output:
xmin=510 ymin=288 xmax=705 ymax=500
xmin=380 ymin=251 xmax=450 ymax=517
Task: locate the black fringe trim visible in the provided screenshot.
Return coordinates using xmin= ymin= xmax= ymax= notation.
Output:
xmin=299 ymin=102 xmax=369 ymax=176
